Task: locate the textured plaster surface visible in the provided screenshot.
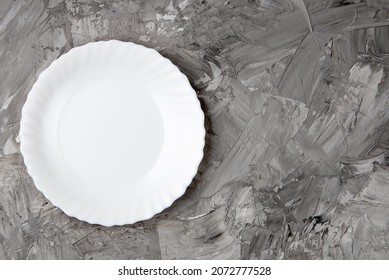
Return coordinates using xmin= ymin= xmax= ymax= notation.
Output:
xmin=1 ymin=0 xmax=389 ymax=259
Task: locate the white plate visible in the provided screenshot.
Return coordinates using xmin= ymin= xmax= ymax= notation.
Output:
xmin=20 ymin=40 xmax=205 ymax=226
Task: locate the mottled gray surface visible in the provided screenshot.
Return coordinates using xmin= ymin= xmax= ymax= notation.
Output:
xmin=1 ymin=0 xmax=389 ymax=259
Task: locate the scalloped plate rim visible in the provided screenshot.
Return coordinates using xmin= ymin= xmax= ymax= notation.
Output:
xmin=20 ymin=40 xmax=205 ymax=226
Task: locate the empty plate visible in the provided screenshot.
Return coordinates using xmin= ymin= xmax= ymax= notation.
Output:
xmin=20 ymin=40 xmax=205 ymax=226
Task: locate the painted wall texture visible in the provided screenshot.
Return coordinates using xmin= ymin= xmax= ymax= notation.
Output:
xmin=1 ymin=0 xmax=389 ymax=259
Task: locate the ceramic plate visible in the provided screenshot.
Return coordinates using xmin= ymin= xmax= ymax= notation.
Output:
xmin=20 ymin=40 xmax=205 ymax=226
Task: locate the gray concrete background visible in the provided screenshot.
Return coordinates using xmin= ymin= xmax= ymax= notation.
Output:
xmin=1 ymin=0 xmax=389 ymax=259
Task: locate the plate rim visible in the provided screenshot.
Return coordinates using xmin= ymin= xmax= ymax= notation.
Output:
xmin=20 ymin=40 xmax=205 ymax=226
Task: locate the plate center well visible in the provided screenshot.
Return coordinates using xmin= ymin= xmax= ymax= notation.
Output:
xmin=57 ymin=81 xmax=164 ymax=188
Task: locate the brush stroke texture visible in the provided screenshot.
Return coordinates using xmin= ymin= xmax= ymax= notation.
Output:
xmin=1 ymin=0 xmax=389 ymax=259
